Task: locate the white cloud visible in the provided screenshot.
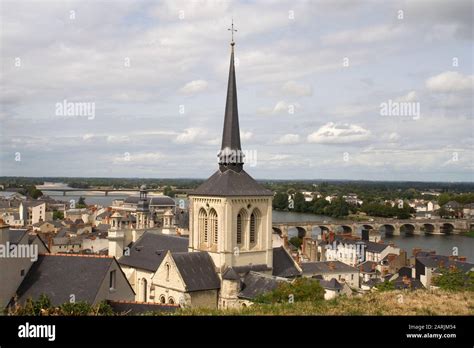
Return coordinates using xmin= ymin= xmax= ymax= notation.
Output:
xmin=180 ymin=80 xmax=209 ymax=94
xmin=275 ymin=134 xmax=300 ymax=144
xmin=321 ymin=25 xmax=405 ymax=45
xmin=174 ymin=128 xmax=209 ymax=144
xmin=107 ymin=135 xmax=130 ymax=143
xmin=281 ymin=81 xmax=312 ymax=97
xmin=258 ymin=101 xmax=300 ymax=115
xmin=307 ymin=122 xmax=371 ymax=144
xmin=426 ymin=71 xmax=473 ymax=93
xmin=241 ymin=131 xmax=253 ymax=141
xmin=395 ymin=91 xmax=418 ymax=102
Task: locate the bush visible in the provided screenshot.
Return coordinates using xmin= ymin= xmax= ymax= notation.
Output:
xmin=7 ymin=295 xmax=114 ymax=316
xmin=255 ymin=278 xmax=325 ymax=304
xmin=432 ymin=268 xmax=473 ymax=292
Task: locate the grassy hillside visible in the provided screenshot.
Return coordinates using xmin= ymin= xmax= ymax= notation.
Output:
xmin=170 ymin=290 xmax=473 ymax=316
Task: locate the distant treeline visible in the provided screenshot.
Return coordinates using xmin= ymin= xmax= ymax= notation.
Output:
xmin=1 ymin=177 xmax=473 ymax=200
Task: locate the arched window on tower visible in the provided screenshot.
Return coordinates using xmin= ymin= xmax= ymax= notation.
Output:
xmin=250 ymin=209 xmax=261 ymax=244
xmin=198 ymin=208 xmax=208 ymax=246
xmin=209 ymin=209 xmax=218 ymax=245
xmin=236 ymin=209 xmax=247 ymax=246
xmin=237 ymin=213 xmax=242 ymax=245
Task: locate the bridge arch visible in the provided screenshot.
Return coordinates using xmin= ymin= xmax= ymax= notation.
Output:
xmin=440 ymin=223 xmax=454 ymax=234
xmin=288 ymin=226 xmax=307 ymax=239
xmin=336 ymin=225 xmax=353 ymax=234
xmin=318 ymin=225 xmax=330 ymax=234
xmin=400 ymin=223 xmax=415 ymax=235
xmin=362 ymin=224 xmax=375 ymax=231
xmin=379 ymin=224 xmax=395 ymax=236
xmin=272 ymin=227 xmax=282 ymax=236
xmin=422 ymin=223 xmax=435 ymax=234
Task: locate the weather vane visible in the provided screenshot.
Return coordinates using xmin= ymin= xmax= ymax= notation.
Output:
xmin=228 ymin=18 xmax=237 ymax=45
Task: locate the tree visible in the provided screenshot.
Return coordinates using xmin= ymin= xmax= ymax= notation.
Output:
xmin=273 ymin=192 xmax=289 ymax=210
xmin=163 ymin=186 xmax=175 ymax=198
xmin=289 ymin=236 xmax=302 ymax=249
xmin=311 ymin=198 xmax=329 ymax=215
xmin=76 ymin=196 xmax=87 ymax=208
xmin=53 ymin=210 xmax=64 ymax=220
xmin=293 ymin=192 xmax=307 ymax=212
xmin=324 ymin=197 xmax=350 ymax=218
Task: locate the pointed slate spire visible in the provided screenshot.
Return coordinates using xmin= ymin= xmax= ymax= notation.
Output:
xmin=218 ymin=39 xmax=245 ymax=172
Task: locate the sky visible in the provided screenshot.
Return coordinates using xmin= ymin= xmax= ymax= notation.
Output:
xmin=0 ymin=0 xmax=473 ymax=181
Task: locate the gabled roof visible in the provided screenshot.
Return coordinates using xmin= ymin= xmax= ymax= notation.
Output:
xmin=301 ymin=261 xmax=358 ymax=275
xmin=222 ymin=267 xmax=240 ymax=281
xmin=191 ymin=169 xmax=273 ymax=197
xmin=238 ymin=271 xmax=286 ymax=300
xmin=118 ymin=232 xmax=188 ymax=272
xmin=171 ymin=252 xmax=220 ymax=292
xmin=317 ymin=278 xmax=343 ymax=291
xmin=272 ymin=246 xmax=301 ymax=277
xmin=16 ymin=254 xmax=122 ymax=305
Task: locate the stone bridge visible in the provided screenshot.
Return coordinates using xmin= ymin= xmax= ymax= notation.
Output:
xmin=272 ymin=218 xmax=473 ymax=238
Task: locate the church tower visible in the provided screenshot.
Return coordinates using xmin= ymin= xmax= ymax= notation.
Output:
xmin=188 ymin=33 xmax=274 ymax=273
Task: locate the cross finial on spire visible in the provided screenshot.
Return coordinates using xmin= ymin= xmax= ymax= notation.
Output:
xmin=228 ymin=18 xmax=237 ymax=46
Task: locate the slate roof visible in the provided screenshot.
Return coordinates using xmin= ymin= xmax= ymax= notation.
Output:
xmin=107 ymin=300 xmax=178 ymax=315
xmin=417 ymin=255 xmax=474 ymax=273
xmin=233 ymin=264 xmax=272 ymax=274
xmin=222 ymin=267 xmax=240 ymax=281
xmin=301 ymin=261 xmax=358 ymax=275
xmin=5 ymin=229 xmax=29 ymax=244
xmin=171 ymin=252 xmax=221 ymax=292
xmin=357 ymin=261 xmax=378 ymax=273
xmin=392 ymin=277 xmax=424 ymax=290
xmin=272 ymin=246 xmax=301 ymax=277
xmin=191 ymin=169 xmax=273 ymax=197
xmin=317 ymin=278 xmax=343 ymax=290
xmin=16 ymin=254 xmax=120 ymax=305
xmin=118 ymin=232 xmax=188 ymax=272
xmin=365 ymin=241 xmax=389 ymax=253
xmin=238 ymin=271 xmax=286 ymax=300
